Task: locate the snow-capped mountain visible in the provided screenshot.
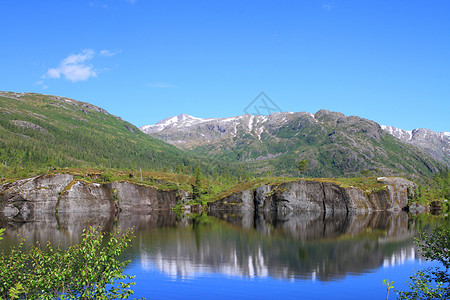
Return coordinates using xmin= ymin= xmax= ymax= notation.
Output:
xmin=140 ymin=110 xmax=444 ymax=178
xmin=381 ymin=125 xmax=450 ymax=165
xmin=140 ymin=113 xmax=216 ymax=134
xmin=140 ymin=112 xmax=305 ymax=145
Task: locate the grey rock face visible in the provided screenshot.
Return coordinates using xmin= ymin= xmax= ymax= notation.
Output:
xmin=343 ymin=187 xmax=370 ymax=212
xmin=254 ymin=185 xmax=273 ymax=210
xmin=323 ymin=182 xmax=348 ymax=212
xmin=0 ymin=173 xmax=74 ymax=221
xmin=0 ymin=174 xmax=186 ymax=221
xmin=58 ymin=181 xmax=114 ymax=213
xmin=375 ymin=177 xmax=414 ymax=210
xmin=113 ymin=182 xmax=181 ymax=211
xmin=208 ymin=189 xmax=254 ymax=212
xmin=273 ymin=181 xmax=325 ymax=213
xmin=208 ymin=177 xmax=416 ymax=215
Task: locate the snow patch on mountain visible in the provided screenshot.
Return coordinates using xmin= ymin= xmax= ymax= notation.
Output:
xmin=381 ymin=125 xmax=413 ymax=140
xmin=140 ymin=114 xmax=216 ymax=133
xmin=381 ymin=125 xmax=450 ymax=165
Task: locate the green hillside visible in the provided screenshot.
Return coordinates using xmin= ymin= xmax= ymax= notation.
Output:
xmin=263 ymin=114 xmax=442 ymax=179
xmin=0 ymin=92 xmax=233 ymax=179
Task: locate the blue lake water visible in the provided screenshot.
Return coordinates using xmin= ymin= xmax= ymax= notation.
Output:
xmin=1 ymin=210 xmax=447 ymax=299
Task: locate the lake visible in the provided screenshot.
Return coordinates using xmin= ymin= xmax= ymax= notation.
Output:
xmin=0 ymin=210 xmax=447 ymax=299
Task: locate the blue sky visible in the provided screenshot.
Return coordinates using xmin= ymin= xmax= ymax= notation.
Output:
xmin=1 ymin=1 xmax=449 ymax=132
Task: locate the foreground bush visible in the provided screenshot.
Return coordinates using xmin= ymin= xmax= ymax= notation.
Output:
xmin=0 ymin=226 xmax=137 ymax=299
xmin=397 ymin=226 xmax=450 ymax=299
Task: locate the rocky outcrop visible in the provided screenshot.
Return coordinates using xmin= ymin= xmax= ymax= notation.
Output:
xmin=208 ymin=177 xmax=416 ymax=214
xmin=0 ymin=173 xmax=74 ymax=220
xmin=57 ymin=181 xmax=115 ymax=214
xmin=0 ymin=173 xmax=188 ymax=222
xmin=206 ymin=189 xmax=254 ymax=212
xmin=371 ymin=177 xmax=412 ymax=210
xmin=11 ymin=120 xmax=48 ymax=133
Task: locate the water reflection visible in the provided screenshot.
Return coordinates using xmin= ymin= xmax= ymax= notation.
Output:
xmin=0 ymin=210 xmax=422 ymax=282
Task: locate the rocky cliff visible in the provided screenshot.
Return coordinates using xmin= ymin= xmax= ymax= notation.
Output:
xmin=0 ymin=173 xmax=189 ymax=222
xmin=1 ymin=174 xmax=416 ymax=222
xmin=208 ymin=177 xmax=415 ymax=214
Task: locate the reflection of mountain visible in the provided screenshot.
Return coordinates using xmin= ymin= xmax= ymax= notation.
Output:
xmin=135 ymin=211 xmax=419 ymax=281
xmin=383 ymin=248 xmax=418 ymax=268
xmin=0 ymin=211 xmax=421 ymax=282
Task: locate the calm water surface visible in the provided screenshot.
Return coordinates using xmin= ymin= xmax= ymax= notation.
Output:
xmin=1 ymin=210 xmax=447 ymax=299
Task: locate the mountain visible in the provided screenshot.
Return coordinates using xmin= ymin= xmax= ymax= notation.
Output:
xmin=2 ymin=90 xmax=442 ymax=181
xmin=141 ymin=113 xmax=216 ymax=134
xmin=140 ymin=110 xmax=444 ymax=179
xmin=0 ymin=91 xmax=232 ymax=177
xmin=381 ymin=125 xmax=450 ymax=166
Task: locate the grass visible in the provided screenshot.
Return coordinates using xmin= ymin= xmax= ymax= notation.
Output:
xmin=50 ymin=167 xmax=195 ymax=192
xmin=313 ymin=177 xmax=386 ymax=192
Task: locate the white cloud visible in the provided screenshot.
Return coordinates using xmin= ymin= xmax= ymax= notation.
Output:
xmin=46 ymin=68 xmax=61 ymax=79
xmin=100 ymin=49 xmax=121 ymax=57
xmin=46 ymin=49 xmax=97 ymax=82
xmin=43 ymin=48 xmax=119 ymax=83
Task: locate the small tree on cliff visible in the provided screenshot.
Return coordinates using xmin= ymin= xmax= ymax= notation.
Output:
xmin=192 ymin=166 xmax=202 ymax=200
xmin=238 ymin=165 xmax=243 ymax=183
xmin=298 ymin=159 xmax=308 ymax=177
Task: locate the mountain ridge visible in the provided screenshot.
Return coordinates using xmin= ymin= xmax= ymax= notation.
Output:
xmin=141 ymin=112 xmax=449 ymax=166
xmin=142 ymin=112 xmax=449 ymax=139
xmin=140 ymin=110 xmax=446 ymax=178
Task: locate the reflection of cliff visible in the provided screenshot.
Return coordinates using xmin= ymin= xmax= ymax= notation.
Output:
xmin=134 ymin=211 xmax=418 ymax=281
xmin=0 ymin=210 xmax=420 ymax=282
xmin=0 ymin=211 xmax=183 ymax=248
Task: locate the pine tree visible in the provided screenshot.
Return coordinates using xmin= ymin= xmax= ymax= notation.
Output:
xmin=192 ymin=166 xmax=202 ymax=200
xmin=298 ymin=159 xmax=308 ymax=177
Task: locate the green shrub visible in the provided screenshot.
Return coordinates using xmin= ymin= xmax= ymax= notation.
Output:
xmin=0 ymin=226 xmax=139 ymax=299
xmin=396 ymin=226 xmax=450 ymax=299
